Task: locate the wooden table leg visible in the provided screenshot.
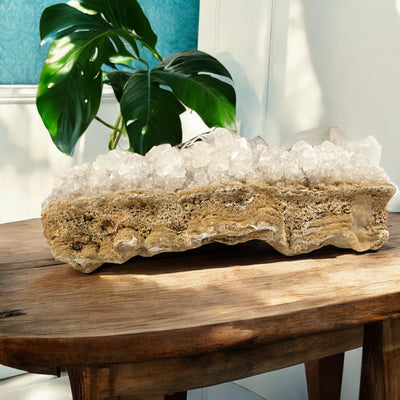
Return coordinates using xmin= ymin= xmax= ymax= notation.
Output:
xmin=360 ymin=318 xmax=400 ymax=399
xmin=67 ymin=367 xmax=111 ymax=400
xmin=305 ymin=352 xmax=344 ymax=400
xmin=67 ymin=366 xmax=187 ymax=400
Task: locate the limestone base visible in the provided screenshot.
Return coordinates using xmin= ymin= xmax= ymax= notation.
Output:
xmin=41 ymin=183 xmax=396 ymax=273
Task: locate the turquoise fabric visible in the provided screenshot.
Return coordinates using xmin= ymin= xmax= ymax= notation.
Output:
xmin=0 ymin=0 xmax=199 ymax=84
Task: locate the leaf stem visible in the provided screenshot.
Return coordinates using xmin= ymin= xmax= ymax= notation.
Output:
xmin=107 ymin=114 xmax=124 ymax=150
xmin=95 ymin=115 xmax=121 ymax=132
xmin=113 ymin=114 xmax=124 ymax=149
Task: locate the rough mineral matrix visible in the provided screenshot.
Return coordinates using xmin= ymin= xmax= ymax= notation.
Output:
xmin=42 ymin=128 xmax=396 ymax=272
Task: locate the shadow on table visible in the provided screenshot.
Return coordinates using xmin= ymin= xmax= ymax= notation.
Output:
xmin=96 ymin=240 xmax=362 ymax=276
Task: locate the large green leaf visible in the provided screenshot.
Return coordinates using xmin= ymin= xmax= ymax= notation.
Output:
xmin=106 ymin=70 xmax=132 ymax=102
xmin=39 ymin=4 xmax=108 ymax=43
xmin=37 ymin=0 xmax=158 ymax=155
xmin=36 ymin=35 xmax=108 ymax=154
xmin=40 ymin=0 xmax=157 ymax=57
xmin=79 ymin=0 xmax=157 ymax=49
xmin=155 ymin=51 xmax=236 ymax=130
xmin=120 ymin=51 xmax=236 ymax=155
xmin=159 ymin=50 xmax=233 ymax=79
xmin=120 ymin=70 xmax=185 ymax=155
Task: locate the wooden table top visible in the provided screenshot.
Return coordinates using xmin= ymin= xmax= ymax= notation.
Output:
xmin=1 ymin=214 xmax=400 ymax=373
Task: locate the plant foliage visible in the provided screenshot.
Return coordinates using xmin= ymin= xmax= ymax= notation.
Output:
xmin=37 ymin=0 xmax=236 ymax=155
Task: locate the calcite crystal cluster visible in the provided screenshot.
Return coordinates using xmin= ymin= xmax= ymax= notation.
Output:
xmin=42 ymin=128 xmax=396 ymax=273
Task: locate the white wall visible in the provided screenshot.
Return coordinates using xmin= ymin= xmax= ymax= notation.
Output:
xmin=199 ymin=0 xmax=400 ymax=211
xmin=0 ymin=85 xmax=118 ymax=224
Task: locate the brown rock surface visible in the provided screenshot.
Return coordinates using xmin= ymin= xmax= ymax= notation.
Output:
xmin=41 ymin=183 xmax=396 ymax=273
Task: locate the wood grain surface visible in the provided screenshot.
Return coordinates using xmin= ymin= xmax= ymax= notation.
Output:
xmin=305 ymin=353 xmax=344 ymax=400
xmin=65 ymin=327 xmax=361 ymax=399
xmin=1 ymin=215 xmax=399 ymax=375
xmin=360 ymin=317 xmax=400 ymax=399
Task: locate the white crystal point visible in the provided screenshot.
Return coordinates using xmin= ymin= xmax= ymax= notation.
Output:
xmin=184 ymin=140 xmax=214 ymax=168
xmin=42 ymin=127 xmax=393 ymax=209
xmin=208 ymin=127 xmax=238 ymax=152
xmin=145 ymin=144 xmax=186 ymax=191
xmin=282 ymin=127 xmax=330 ymax=149
xmin=249 ymin=135 xmax=268 ymax=147
xmin=328 ymin=127 xmax=382 ymax=167
xmin=228 ymin=137 xmax=254 ymax=182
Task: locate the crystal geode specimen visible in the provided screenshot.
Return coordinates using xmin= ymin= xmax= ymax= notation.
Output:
xmin=41 ymin=128 xmax=396 ymax=273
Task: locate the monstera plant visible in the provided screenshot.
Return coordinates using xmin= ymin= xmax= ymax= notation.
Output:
xmin=36 ymin=0 xmax=236 ymax=155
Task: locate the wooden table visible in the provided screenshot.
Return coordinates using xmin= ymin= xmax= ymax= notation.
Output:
xmin=1 ymin=214 xmax=400 ymax=400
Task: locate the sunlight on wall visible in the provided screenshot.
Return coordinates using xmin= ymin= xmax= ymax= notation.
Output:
xmin=263 ymin=0 xmax=325 ymax=146
xmin=263 ymin=0 xmax=400 ymax=211
xmin=284 ymin=0 xmax=324 ymax=133
xmin=198 ymin=0 xmax=274 ymax=139
xmin=265 ymin=0 xmax=324 ymax=145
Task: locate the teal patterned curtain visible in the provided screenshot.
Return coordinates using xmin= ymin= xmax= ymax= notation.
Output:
xmin=0 ymin=0 xmax=200 ymax=84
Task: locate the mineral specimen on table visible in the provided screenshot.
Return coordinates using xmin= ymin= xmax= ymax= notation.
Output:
xmin=41 ymin=128 xmax=396 ymax=273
